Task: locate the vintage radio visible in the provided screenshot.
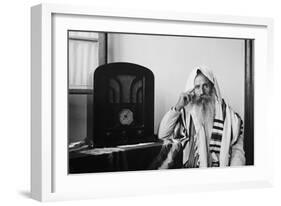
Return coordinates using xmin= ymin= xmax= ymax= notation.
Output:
xmin=93 ymin=62 xmax=156 ymax=147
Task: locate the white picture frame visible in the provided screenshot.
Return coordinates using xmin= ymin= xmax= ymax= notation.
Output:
xmin=31 ymin=3 xmax=274 ymax=202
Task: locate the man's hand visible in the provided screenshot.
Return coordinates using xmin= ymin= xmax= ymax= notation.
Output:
xmin=174 ymin=88 xmax=195 ymax=111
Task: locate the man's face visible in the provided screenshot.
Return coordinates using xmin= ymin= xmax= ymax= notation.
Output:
xmin=193 ymin=73 xmax=214 ymax=104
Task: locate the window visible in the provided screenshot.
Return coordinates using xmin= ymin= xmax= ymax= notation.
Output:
xmin=68 ymin=31 xmax=107 ymax=143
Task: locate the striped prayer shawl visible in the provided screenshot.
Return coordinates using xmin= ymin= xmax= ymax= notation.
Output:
xmin=157 ymin=99 xmax=245 ymax=168
xmin=208 ymin=100 xmax=226 ymax=167
xmin=209 ymin=119 xmax=224 ymax=167
xmin=182 ymin=99 xmax=243 ymax=167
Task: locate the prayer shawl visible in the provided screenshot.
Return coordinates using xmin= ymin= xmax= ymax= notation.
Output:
xmin=158 ymin=66 xmax=245 ymax=168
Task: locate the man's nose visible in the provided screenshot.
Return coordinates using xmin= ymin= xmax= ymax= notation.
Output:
xmin=198 ymin=87 xmax=204 ymax=96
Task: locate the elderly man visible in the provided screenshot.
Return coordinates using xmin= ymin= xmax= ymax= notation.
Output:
xmin=157 ymin=66 xmax=245 ymax=168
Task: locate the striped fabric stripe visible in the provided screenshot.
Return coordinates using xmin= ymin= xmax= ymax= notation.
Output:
xmin=214 ymin=119 xmax=224 ymax=124
xmin=210 ymin=149 xmax=220 ymax=154
xmin=210 ymin=135 xmax=222 ymax=144
xmin=209 ymin=101 xmax=227 ymax=167
xmin=209 ymin=142 xmax=221 ymax=147
xmin=210 ymin=133 xmax=222 ymax=141
xmin=213 ymin=121 xmax=223 ymax=127
xmin=209 ymin=110 xmax=224 ymax=167
xmin=210 ymin=147 xmax=220 ymax=152
xmin=212 ymin=129 xmax=223 ymax=135
xmin=213 ymin=126 xmax=223 ymax=130
xmin=210 ymin=143 xmax=221 ymax=151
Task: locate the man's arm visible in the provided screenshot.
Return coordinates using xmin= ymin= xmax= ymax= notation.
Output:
xmin=230 ymin=116 xmax=246 ymax=166
xmin=158 ymin=89 xmax=194 ymax=139
xmin=230 ymin=135 xmax=245 ymax=166
xmin=158 ymin=108 xmax=181 ymax=139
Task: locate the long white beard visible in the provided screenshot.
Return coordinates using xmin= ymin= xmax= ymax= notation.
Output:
xmin=191 ymin=93 xmax=216 ymax=144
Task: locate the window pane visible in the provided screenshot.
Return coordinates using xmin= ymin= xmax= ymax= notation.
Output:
xmin=68 ymin=31 xmax=99 ymax=89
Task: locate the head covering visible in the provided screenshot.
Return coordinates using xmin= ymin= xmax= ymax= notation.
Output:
xmin=184 ymin=65 xmax=222 ymax=103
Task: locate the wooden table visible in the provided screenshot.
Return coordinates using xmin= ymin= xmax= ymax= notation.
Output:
xmin=69 ymin=141 xmax=182 ymax=174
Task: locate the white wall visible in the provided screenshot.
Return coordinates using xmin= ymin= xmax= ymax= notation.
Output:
xmin=108 ymin=34 xmax=245 ymax=133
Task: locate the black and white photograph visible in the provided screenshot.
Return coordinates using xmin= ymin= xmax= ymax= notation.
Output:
xmin=27 ymin=1 xmax=280 ymax=203
xmin=68 ymin=31 xmax=254 ymax=174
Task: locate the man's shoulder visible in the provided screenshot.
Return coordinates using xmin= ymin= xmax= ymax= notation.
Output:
xmin=222 ymin=99 xmax=242 ymax=121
